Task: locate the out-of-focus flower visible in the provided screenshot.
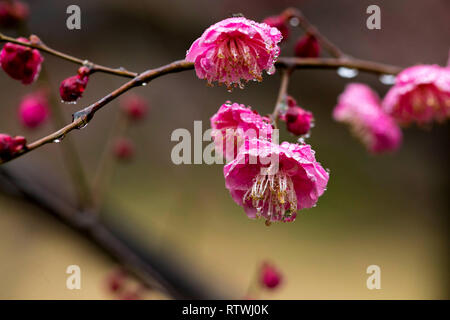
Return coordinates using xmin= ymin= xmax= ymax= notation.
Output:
xmin=334 ymin=83 xmax=402 ymax=154
xmin=223 ymin=139 xmax=329 ymax=224
xmin=0 ymin=38 xmax=43 ymax=84
xmin=294 ymin=34 xmax=320 ymax=58
xmin=186 ymin=17 xmax=282 ymax=89
xmin=121 ymin=94 xmax=148 ymax=121
xmin=106 ymin=269 xmax=126 ymax=293
xmin=210 ymin=102 xmax=273 ymax=161
xmin=0 ymin=133 xmax=26 ymax=159
xmin=382 ymin=65 xmax=450 ymax=125
xmin=59 ymin=67 xmax=90 ymax=102
xmin=0 ymin=0 xmax=29 ymax=28
xmin=113 ymin=138 xmax=134 ymax=160
xmin=262 ymin=15 xmax=289 ymax=42
xmin=260 ymin=262 xmax=282 ymax=289
xmin=279 ymin=96 xmax=313 ymax=136
xmin=18 ymin=91 xmax=49 ymax=128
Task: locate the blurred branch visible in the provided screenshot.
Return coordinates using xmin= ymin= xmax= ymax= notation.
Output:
xmin=0 ymin=166 xmax=223 ymax=299
xmin=0 ymin=33 xmax=138 ymax=78
xmin=271 ymin=68 xmax=292 ymax=128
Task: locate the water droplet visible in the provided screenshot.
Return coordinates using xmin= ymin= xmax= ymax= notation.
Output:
xmin=337 ymin=67 xmax=359 ymax=78
xmin=379 ymin=74 xmax=396 ymax=85
xmin=61 ymin=100 xmax=78 ymax=105
xmin=72 ymin=109 xmax=92 ymax=129
xmin=289 ymin=17 xmax=300 ymax=27
xmin=225 ymin=100 xmax=232 ymax=106
xmin=141 ymin=82 xmax=148 ymax=86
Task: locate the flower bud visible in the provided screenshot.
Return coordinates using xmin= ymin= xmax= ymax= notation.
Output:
xmin=0 ymin=38 xmax=43 ymax=84
xmin=121 ymin=94 xmax=148 ymax=121
xmin=260 ymin=262 xmax=282 ymax=289
xmin=0 ymin=0 xmax=29 ymax=28
xmin=0 ymin=133 xmax=26 ymax=159
xmin=106 ymin=269 xmax=126 ymax=293
xmin=263 ymin=15 xmax=289 ymax=42
xmin=59 ymin=67 xmax=90 ymax=102
xmin=280 ymin=96 xmax=313 ymax=136
xmin=294 ymin=34 xmax=320 ymax=58
xmin=18 ymin=91 xmax=49 ymax=128
xmin=113 ymin=138 xmax=134 ymax=160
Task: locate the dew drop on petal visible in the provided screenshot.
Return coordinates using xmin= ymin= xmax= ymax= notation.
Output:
xmin=379 ymin=74 xmax=396 ymax=85
xmin=266 ymin=65 xmax=276 ymax=75
xmin=337 ymin=67 xmax=359 ymax=78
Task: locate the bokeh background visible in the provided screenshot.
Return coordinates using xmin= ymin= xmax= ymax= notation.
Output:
xmin=0 ymin=0 xmax=449 ymax=299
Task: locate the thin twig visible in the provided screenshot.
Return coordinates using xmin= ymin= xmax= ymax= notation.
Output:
xmin=0 ymin=32 xmax=138 ymax=78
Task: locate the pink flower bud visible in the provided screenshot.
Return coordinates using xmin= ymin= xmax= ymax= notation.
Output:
xmin=0 ymin=38 xmax=43 ymax=84
xmin=113 ymin=138 xmax=134 ymax=160
xmin=0 ymin=0 xmax=29 ymax=28
xmin=59 ymin=67 xmax=90 ymax=102
xmin=121 ymin=94 xmax=148 ymax=120
xmin=260 ymin=262 xmax=282 ymax=289
xmin=294 ymin=34 xmax=320 ymax=58
xmin=18 ymin=91 xmax=50 ymax=128
xmin=280 ymin=96 xmax=313 ymax=136
xmin=263 ymin=15 xmax=289 ymax=42
xmin=0 ymin=133 xmax=26 ymax=159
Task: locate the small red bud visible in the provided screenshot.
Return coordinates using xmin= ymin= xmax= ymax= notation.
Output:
xmin=294 ymin=34 xmax=320 ymax=58
xmin=263 ymin=15 xmax=289 ymax=42
xmin=260 ymin=261 xmax=282 ymax=290
xmin=18 ymin=91 xmax=50 ymax=128
xmin=121 ymin=94 xmax=148 ymax=121
xmin=106 ymin=269 xmax=126 ymax=293
xmin=0 ymin=0 xmax=29 ymax=28
xmin=113 ymin=138 xmax=134 ymax=160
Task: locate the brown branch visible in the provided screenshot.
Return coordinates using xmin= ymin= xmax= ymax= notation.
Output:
xmin=0 ymin=57 xmax=402 ymax=165
xmin=271 ymin=68 xmax=292 ymax=128
xmin=0 ymin=32 xmax=138 ymax=78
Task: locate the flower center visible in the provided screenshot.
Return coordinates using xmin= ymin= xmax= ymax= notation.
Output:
xmin=243 ymin=170 xmax=297 ymax=222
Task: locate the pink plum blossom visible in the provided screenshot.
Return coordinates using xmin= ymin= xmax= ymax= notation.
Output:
xmin=0 ymin=38 xmax=43 ymax=84
xmin=59 ymin=66 xmax=90 ymax=102
xmin=279 ymin=96 xmax=314 ymax=136
xmin=334 ymin=83 xmax=402 ymax=154
xmin=18 ymin=91 xmax=49 ymax=128
xmin=121 ymin=94 xmax=148 ymax=121
xmin=186 ymin=17 xmax=282 ymax=89
xmin=382 ymin=65 xmax=450 ymax=125
xmin=210 ymin=102 xmax=273 ymax=161
xmin=223 ymin=139 xmax=329 ymax=224
xmin=0 ymin=134 xmax=26 ymax=160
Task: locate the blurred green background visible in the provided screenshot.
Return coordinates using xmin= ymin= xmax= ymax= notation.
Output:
xmin=0 ymin=0 xmax=449 ymax=299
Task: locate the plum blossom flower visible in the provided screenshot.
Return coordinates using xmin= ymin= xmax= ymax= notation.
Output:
xmin=260 ymin=262 xmax=282 ymax=289
xmin=0 ymin=134 xmax=26 ymax=160
xmin=210 ymin=102 xmax=273 ymax=161
xmin=0 ymin=37 xmax=43 ymax=84
xmin=262 ymin=15 xmax=289 ymax=42
xmin=334 ymin=83 xmax=402 ymax=154
xmin=18 ymin=91 xmax=49 ymax=128
xmin=186 ymin=17 xmax=282 ymax=89
xmin=279 ymin=96 xmax=313 ymax=136
xmin=59 ymin=67 xmax=90 ymax=102
xmin=294 ymin=34 xmax=320 ymax=58
xmin=382 ymin=65 xmax=450 ymax=125
xmin=223 ymin=139 xmax=329 ymax=224
xmin=113 ymin=138 xmax=134 ymax=161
